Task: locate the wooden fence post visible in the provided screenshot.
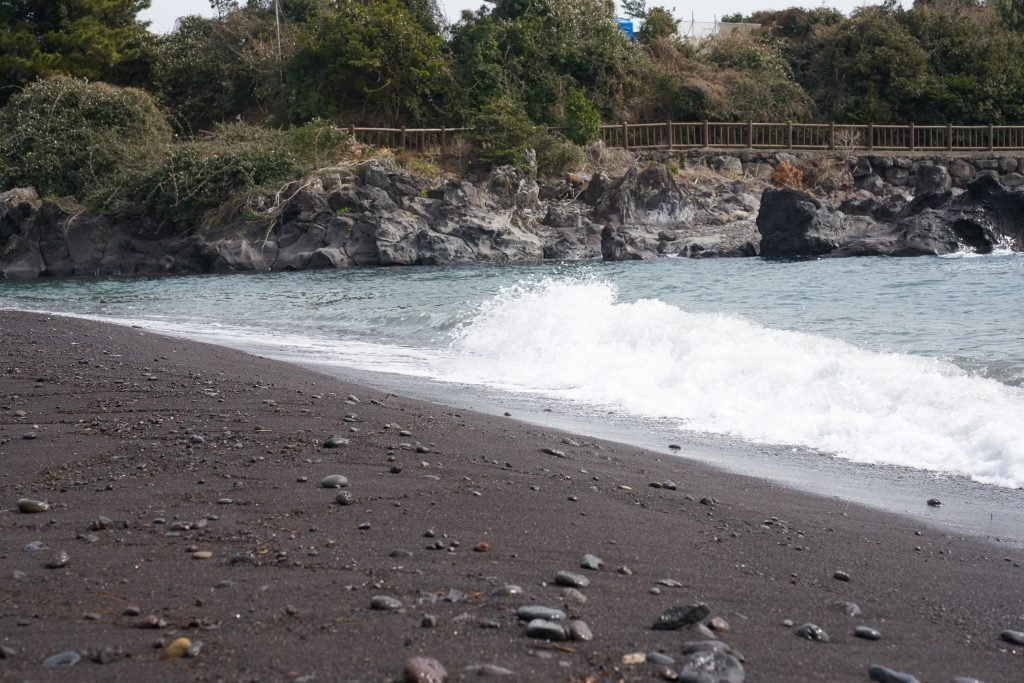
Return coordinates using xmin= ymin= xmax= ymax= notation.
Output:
xmin=946 ymin=123 xmax=952 ymax=152
xmin=909 ymin=122 xmax=915 ymax=152
xmin=400 ymin=126 xmax=407 ymax=150
xmin=747 ymin=121 xmax=754 ymax=148
xmin=703 ymin=120 xmax=710 ymax=147
xmin=622 ymin=121 xmax=629 ymax=150
xmin=989 ymin=123 xmax=995 ymax=151
xmin=666 ymin=120 xmax=673 ymax=149
xmin=441 ymin=126 xmax=447 ymax=148
xmin=867 ymin=123 xmax=874 ymax=151
xmin=349 ymin=124 xmax=356 ymax=143
xmin=829 ymin=122 xmax=835 ymax=150
xmin=786 ymin=122 xmax=793 ymax=149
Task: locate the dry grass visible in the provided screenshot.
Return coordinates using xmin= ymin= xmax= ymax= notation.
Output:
xmin=771 ymin=161 xmax=804 ymax=189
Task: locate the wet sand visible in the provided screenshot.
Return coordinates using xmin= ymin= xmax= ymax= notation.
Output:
xmin=1 ymin=310 xmax=1021 ymax=682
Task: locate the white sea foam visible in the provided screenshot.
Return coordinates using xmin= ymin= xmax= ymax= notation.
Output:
xmin=449 ymin=276 xmax=1024 ymax=487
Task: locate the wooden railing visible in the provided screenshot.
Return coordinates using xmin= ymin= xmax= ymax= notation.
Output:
xmin=347 ymin=121 xmax=1024 ymax=153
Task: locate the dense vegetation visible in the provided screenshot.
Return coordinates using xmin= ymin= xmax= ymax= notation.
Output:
xmin=1 ymin=0 xmax=1023 ymax=221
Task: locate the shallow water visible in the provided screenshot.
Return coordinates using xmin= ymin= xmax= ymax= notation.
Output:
xmin=3 ymin=254 xmax=1024 ymax=542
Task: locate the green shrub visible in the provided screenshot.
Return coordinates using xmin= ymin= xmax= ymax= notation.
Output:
xmin=532 ymin=132 xmax=585 ymax=177
xmin=139 ymin=123 xmax=301 ymax=224
xmin=467 ymin=97 xmax=538 ymax=171
xmin=280 ymin=119 xmax=352 ymax=167
xmin=0 ymin=76 xmax=171 ymax=206
xmin=564 ymin=89 xmax=601 ymax=146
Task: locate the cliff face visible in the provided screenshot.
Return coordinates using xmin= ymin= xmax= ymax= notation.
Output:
xmin=2 ymin=153 xmax=1022 ymax=278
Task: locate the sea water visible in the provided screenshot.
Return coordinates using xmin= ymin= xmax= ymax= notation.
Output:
xmin=3 ymin=254 xmax=1023 ymax=540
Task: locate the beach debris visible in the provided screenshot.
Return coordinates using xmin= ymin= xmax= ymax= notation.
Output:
xmin=580 ymin=553 xmax=604 ymax=570
xmin=653 ymin=603 xmax=710 ymax=630
xmin=834 ymin=570 xmax=851 ymax=582
xmin=926 ymin=498 xmax=942 ymax=507
xmin=516 ymin=605 xmax=565 ymax=621
xmin=191 ymin=551 xmax=213 ymax=560
xmin=525 ymin=619 xmax=567 ymax=640
xmin=542 ymin=447 xmax=566 ymax=458
xmin=17 ymin=498 xmax=49 ymax=513
xmin=320 ymin=474 xmax=348 ymax=488
xmin=554 ymin=571 xmax=590 ymax=588
xmin=322 ymin=436 xmax=349 ymax=449
xmin=868 ymin=665 xmax=921 ymax=683
xmin=370 ymin=595 xmax=403 ymax=611
xmin=13 ymin=409 xmax=27 ymax=417
xmin=45 ymin=551 xmax=70 ymax=569
xmin=404 ymin=656 xmax=447 ymax=683
xmin=622 ymin=652 xmax=646 ymax=665
xmin=1001 ymin=629 xmax=1024 ymax=645
xmin=795 ymin=623 xmax=830 ymax=642
xmin=855 ymin=626 xmax=882 ymax=641
xmin=160 ymin=638 xmax=192 ymax=660
xmin=335 ymin=490 xmax=354 ymax=506
xmin=42 ymin=650 xmax=81 ymax=668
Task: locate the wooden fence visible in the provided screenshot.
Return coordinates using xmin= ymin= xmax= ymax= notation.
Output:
xmin=347 ymin=121 xmax=1024 ymax=154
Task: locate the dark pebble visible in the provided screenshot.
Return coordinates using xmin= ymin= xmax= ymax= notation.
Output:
xmin=554 ymin=570 xmax=590 ymax=588
xmin=370 ymin=595 xmax=403 ymax=611
xmin=661 ymin=480 xmax=678 ymax=490
xmin=389 ymin=549 xmax=414 ymax=558
xmin=868 ymin=665 xmax=921 ymax=683
xmin=542 ymin=448 xmax=566 ymax=458
xmin=0 ymin=644 xmax=15 ymax=659
xmin=668 ymin=444 xmax=681 ymax=450
xmin=45 ymin=550 xmax=70 ymax=569
xmin=567 ymin=620 xmax=593 ymax=641
xmin=525 ymin=618 xmax=567 ymax=641
xmin=335 ymin=490 xmax=354 ymax=506
xmin=320 ymin=474 xmax=348 ymax=488
xmin=855 ymin=626 xmax=881 ymax=641
xmin=516 ymin=605 xmax=565 ymax=621
xmin=322 ymin=436 xmax=349 ymax=449
xmin=652 ymin=603 xmax=710 ymax=630
xmin=834 ymin=570 xmax=851 ymax=582
xmin=421 ymin=614 xmax=438 ymax=628
xmin=795 ymin=623 xmax=830 ymax=642
xmin=1000 ymin=629 xmax=1024 ymax=645
xmin=927 ymin=498 xmax=942 ymax=507
xmin=646 ymin=652 xmax=675 ymax=667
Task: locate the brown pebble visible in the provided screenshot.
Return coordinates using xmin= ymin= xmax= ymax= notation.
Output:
xmin=404 ymin=656 xmax=447 ymax=683
xmin=160 ymin=637 xmax=191 ymax=660
xmin=472 ymin=542 xmax=491 ymax=552
xmin=709 ymin=616 xmax=731 ymax=632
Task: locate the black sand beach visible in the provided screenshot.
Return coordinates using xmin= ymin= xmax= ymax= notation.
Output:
xmin=1 ymin=310 xmax=1022 ymax=682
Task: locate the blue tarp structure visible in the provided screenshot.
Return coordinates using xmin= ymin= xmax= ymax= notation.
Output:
xmin=615 ymin=17 xmax=635 ymax=42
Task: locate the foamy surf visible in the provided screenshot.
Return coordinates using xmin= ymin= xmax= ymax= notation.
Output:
xmin=449 ymin=276 xmax=1024 ymax=488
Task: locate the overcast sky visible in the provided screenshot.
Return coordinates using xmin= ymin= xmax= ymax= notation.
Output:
xmin=140 ymin=0 xmax=893 ymax=34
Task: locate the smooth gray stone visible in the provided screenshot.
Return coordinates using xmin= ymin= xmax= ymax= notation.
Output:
xmin=23 ymin=541 xmax=48 ymax=552
xmin=542 ymin=448 xmax=566 ymax=458
xmin=855 ymin=626 xmax=882 ymax=641
xmin=678 ymin=650 xmax=745 ymax=683
xmin=683 ymin=640 xmax=745 ymax=662
xmin=17 ymin=498 xmax=49 ymax=513
xmin=833 ymin=601 xmax=862 ymax=617
xmin=516 ymin=605 xmax=565 ymax=621
xmin=42 ymin=650 xmax=81 ymax=668
xmin=647 ymin=652 xmax=675 ymax=666
xmin=322 ymin=436 xmax=349 ymax=448
xmin=1001 ymin=629 xmax=1024 ymax=645
xmin=334 ymin=490 xmax=354 ymax=505
xmin=45 ymin=550 xmax=70 ymax=569
xmin=568 ymin=620 xmax=593 ymax=641
xmin=795 ymin=623 xmax=830 ymax=642
xmin=320 ymin=474 xmax=349 ymax=488
xmin=525 ymin=618 xmax=567 ymax=641
xmin=555 ymin=570 xmax=590 ymax=588
xmin=653 ymin=603 xmax=710 ymax=630
xmin=951 ymin=678 xmax=985 ymax=683
xmin=580 ymin=553 xmax=604 ymax=570
xmin=369 ymin=595 xmax=402 ymax=611
xmin=490 ymin=584 xmax=523 ymax=598
xmin=868 ymin=665 xmax=921 ymax=683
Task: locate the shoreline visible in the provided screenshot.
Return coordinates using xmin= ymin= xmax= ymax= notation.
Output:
xmin=1 ymin=310 xmax=1022 ymax=681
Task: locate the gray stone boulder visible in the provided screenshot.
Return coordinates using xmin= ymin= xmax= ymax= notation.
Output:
xmin=913 ymin=164 xmax=951 ymax=196
xmin=757 ymin=188 xmax=846 ymax=257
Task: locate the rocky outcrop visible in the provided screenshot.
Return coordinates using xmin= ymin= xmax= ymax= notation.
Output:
xmin=758 ymin=175 xmax=1024 ymax=258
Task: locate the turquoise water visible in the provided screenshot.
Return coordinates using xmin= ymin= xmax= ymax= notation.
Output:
xmin=3 ymin=255 xmax=1024 ymax=493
